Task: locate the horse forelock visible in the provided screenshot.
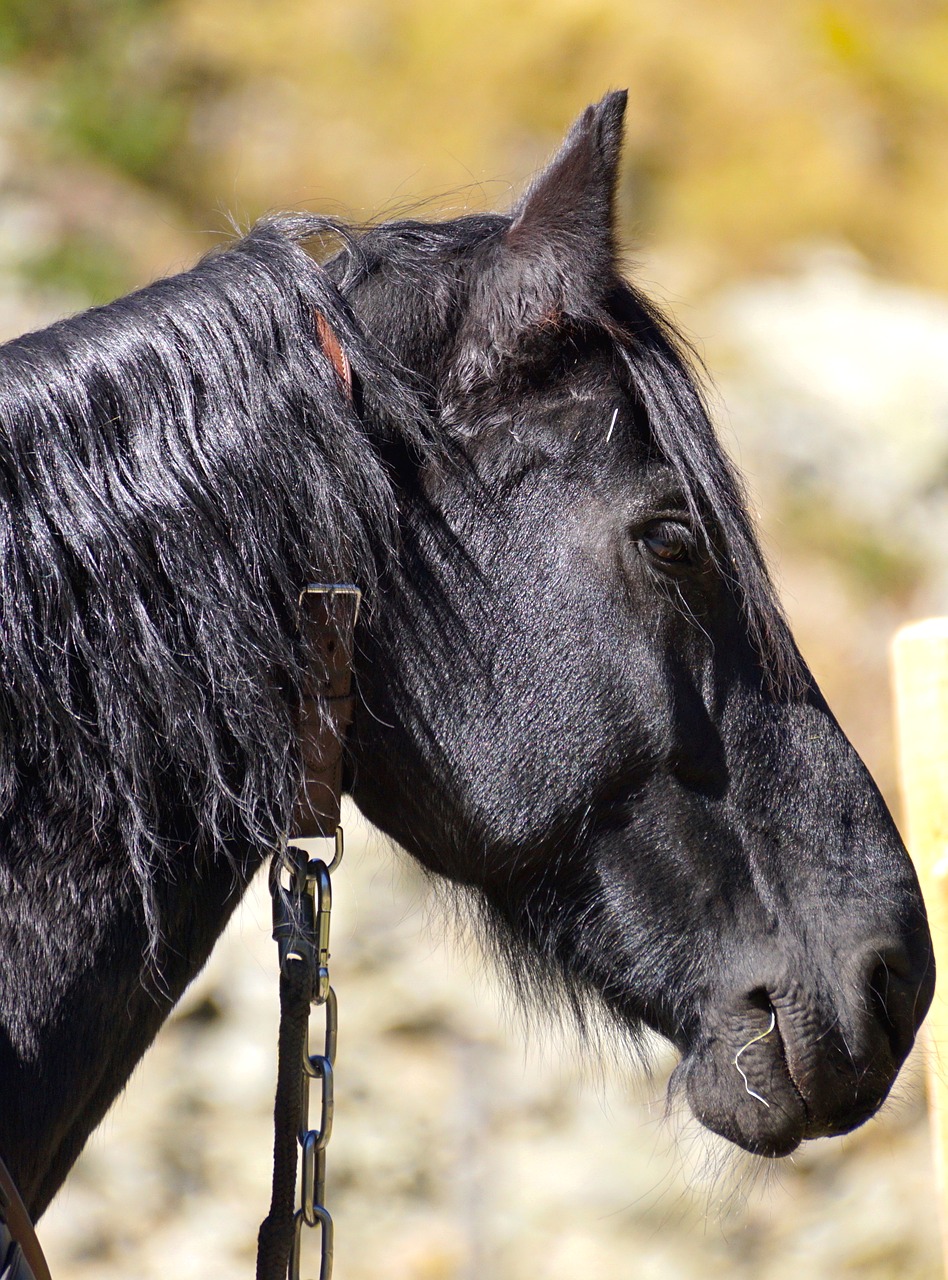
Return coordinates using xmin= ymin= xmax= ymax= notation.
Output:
xmin=603 ymin=285 xmax=806 ymax=699
xmin=326 ymin=212 xmax=803 ymax=699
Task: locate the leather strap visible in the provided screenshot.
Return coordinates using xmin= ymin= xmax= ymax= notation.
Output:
xmin=295 ymin=312 xmax=357 ymax=834
xmin=314 ymin=312 xmax=353 ymax=401
xmin=0 ymin=1161 xmax=50 ymax=1280
xmin=292 ymin=585 xmax=360 ymax=839
xmin=296 ymin=311 xmax=356 ymax=837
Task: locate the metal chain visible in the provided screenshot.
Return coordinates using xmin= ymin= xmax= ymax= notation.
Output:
xmin=270 ymin=826 xmax=344 ymax=1280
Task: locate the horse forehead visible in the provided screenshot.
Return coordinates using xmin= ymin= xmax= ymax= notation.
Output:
xmin=500 ymin=378 xmax=633 ymax=441
xmin=509 ymin=394 xmax=680 ymax=487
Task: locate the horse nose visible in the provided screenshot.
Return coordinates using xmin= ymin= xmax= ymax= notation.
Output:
xmin=682 ymin=934 xmax=934 ymax=1157
xmin=861 ymin=941 xmax=933 ymax=1064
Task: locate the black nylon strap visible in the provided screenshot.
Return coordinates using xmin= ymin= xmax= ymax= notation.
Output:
xmin=255 ymin=957 xmax=313 ymax=1280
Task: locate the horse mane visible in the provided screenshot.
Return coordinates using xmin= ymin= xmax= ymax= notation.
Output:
xmin=0 ymin=208 xmax=799 ymax=958
xmin=0 ymin=214 xmax=431 ymax=946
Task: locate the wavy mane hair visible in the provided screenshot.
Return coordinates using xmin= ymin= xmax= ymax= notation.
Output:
xmin=0 ymin=209 xmax=795 ymax=948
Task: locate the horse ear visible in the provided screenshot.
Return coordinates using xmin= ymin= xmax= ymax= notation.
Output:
xmin=509 ymin=90 xmax=626 ymax=263
xmin=488 ymin=91 xmax=627 ymax=337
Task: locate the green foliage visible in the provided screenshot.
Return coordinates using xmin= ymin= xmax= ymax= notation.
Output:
xmin=0 ymin=0 xmax=227 ymax=204
xmin=53 ymin=62 xmax=194 ymax=192
xmin=0 ymin=0 xmax=159 ymax=63
xmin=20 ymin=230 xmax=134 ymax=306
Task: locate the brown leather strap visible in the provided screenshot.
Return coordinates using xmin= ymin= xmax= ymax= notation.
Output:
xmin=314 ymin=312 xmax=353 ymax=400
xmin=0 ymin=1160 xmax=51 ymax=1280
xmin=292 ymin=586 xmax=360 ymax=839
xmin=294 ymin=308 xmax=358 ymax=838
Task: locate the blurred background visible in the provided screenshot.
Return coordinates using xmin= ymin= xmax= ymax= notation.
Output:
xmin=1 ymin=0 xmax=946 ymax=1276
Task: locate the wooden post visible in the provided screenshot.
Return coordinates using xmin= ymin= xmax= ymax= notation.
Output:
xmin=893 ymin=618 xmax=948 ymax=1272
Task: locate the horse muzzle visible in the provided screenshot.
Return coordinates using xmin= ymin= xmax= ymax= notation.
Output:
xmin=676 ymin=937 xmax=935 ymax=1157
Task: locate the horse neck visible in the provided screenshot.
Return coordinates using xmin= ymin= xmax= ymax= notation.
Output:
xmin=0 ymin=808 xmax=261 ymax=1216
xmin=0 ymin=223 xmax=429 ymax=1215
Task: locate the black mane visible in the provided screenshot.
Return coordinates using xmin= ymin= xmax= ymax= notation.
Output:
xmin=0 ymin=209 xmax=796 ymax=950
xmin=0 ymin=215 xmax=430 ymax=943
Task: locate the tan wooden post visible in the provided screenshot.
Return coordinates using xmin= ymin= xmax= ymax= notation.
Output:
xmin=893 ymin=618 xmax=948 ymax=1271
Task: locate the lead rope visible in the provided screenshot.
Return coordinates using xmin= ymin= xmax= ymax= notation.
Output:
xmin=256 ymin=585 xmax=360 ymax=1280
xmin=0 ymin=1158 xmax=51 ymax=1280
xmin=257 ymin=831 xmax=342 ymax=1280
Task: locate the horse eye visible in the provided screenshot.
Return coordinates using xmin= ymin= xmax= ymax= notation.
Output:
xmin=639 ymin=521 xmax=694 ymax=565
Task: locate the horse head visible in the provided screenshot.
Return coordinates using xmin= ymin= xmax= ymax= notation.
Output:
xmin=342 ymin=92 xmax=934 ymax=1157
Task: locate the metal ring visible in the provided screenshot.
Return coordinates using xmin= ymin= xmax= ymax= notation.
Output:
xmin=301 ymin=1058 xmax=334 ymax=1148
xmin=291 ymin=1206 xmax=334 ymax=1280
xmin=326 ymin=827 xmax=344 ymax=874
xmin=300 ymin=1131 xmax=328 ymax=1227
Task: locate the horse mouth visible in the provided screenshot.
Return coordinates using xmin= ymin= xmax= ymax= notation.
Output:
xmin=676 ymin=994 xmax=905 ymax=1158
xmin=677 ymin=1010 xmax=807 ymax=1157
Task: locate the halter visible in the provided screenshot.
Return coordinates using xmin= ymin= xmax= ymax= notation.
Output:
xmin=257 ymin=306 xmax=361 ymax=1280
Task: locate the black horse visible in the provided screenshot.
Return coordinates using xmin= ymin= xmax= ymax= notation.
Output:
xmin=0 ymin=92 xmax=933 ymax=1220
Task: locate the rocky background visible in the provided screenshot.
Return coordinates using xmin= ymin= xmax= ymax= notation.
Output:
xmin=1 ymin=3 xmax=948 ymax=1277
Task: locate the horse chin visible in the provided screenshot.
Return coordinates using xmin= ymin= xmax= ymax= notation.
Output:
xmin=677 ymin=1038 xmax=808 ymax=1158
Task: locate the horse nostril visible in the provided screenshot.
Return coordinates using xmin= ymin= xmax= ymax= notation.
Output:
xmin=863 ymin=945 xmax=923 ymax=1063
xmin=743 ymin=986 xmax=773 ymax=1014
